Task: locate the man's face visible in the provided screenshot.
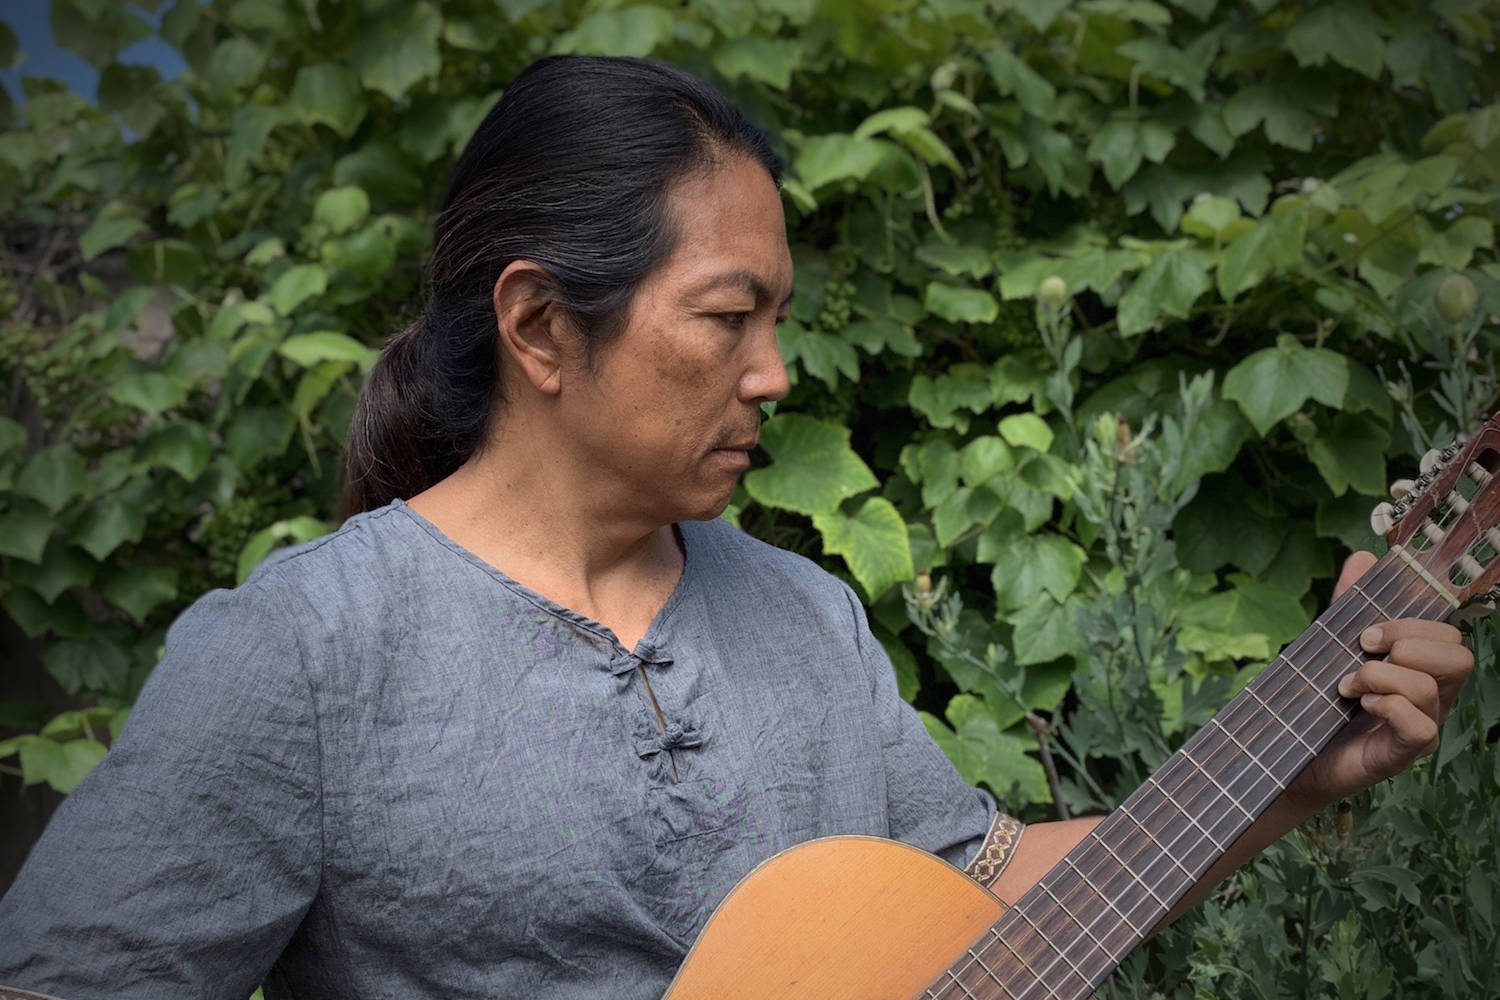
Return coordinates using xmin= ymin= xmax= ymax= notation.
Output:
xmin=560 ymin=154 xmax=793 ymax=523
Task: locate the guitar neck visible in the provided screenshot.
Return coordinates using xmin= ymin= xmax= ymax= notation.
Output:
xmin=940 ymin=551 xmax=1453 ymax=1000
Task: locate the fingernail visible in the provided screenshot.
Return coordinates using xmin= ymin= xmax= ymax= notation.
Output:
xmin=1337 ymin=674 xmax=1357 ymax=698
xmin=1362 ymin=626 xmax=1384 ymax=648
xmin=1361 ymin=693 xmax=1380 ymax=709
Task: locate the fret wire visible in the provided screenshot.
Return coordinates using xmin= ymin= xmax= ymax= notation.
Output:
xmin=1038 ymin=881 xmax=1126 ymax=968
xmin=1346 ymin=581 xmax=1392 ymax=620
xmin=1062 ymin=856 xmax=1148 ymax=939
xmin=1207 ymin=717 xmax=1286 ymax=792
xmin=985 ymin=927 xmax=1066 ymax=1000
xmin=942 ymin=969 xmax=980 ymax=999
xmin=1276 ymin=649 xmax=1347 ymax=713
xmin=1242 ymin=686 xmax=1319 ymax=757
xmin=1145 ymin=775 xmax=1227 ymax=852
xmin=1008 ymin=901 xmax=1099 ymax=992
xmin=1086 ymin=828 xmax=1172 ymax=912
xmin=1311 ymin=619 xmax=1364 ymax=670
xmin=965 ymin=948 xmax=1020 ymax=998
xmin=1117 ymin=802 xmax=1199 ymax=882
xmin=1178 ymin=746 xmax=1258 ymax=824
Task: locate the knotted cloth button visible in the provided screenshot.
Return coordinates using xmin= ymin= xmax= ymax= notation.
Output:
xmin=635 ymin=722 xmax=705 ymax=759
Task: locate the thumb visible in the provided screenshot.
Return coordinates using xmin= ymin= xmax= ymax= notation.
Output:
xmin=1333 ymin=550 xmax=1378 ymax=599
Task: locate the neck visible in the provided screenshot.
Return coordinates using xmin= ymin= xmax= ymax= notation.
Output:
xmin=935 ymin=550 xmax=1452 ymax=999
xmin=405 ymin=412 xmax=683 ymax=629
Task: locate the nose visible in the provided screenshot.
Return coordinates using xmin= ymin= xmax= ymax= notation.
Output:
xmin=741 ymin=321 xmax=790 ymax=404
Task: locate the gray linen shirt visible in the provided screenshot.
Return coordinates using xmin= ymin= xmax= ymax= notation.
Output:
xmin=0 ymin=499 xmax=996 ymax=999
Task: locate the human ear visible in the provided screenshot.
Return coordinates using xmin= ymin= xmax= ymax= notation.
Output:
xmin=491 ymin=260 xmax=575 ymax=396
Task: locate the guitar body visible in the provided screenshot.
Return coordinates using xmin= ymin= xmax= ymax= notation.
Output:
xmin=662 ymin=835 xmax=1003 ymax=1000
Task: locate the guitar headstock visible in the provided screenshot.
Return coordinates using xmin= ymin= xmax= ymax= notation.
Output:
xmin=1369 ymin=412 xmax=1500 ymax=614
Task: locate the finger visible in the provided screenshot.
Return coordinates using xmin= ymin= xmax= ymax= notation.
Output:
xmin=1336 ymin=659 xmax=1440 ymax=719
xmin=1358 ymin=619 xmax=1464 ymax=653
xmin=1334 ymin=551 xmax=1378 ymax=599
xmin=1357 ymin=692 xmax=1441 ymax=762
xmin=1386 ymin=636 xmax=1476 ymax=684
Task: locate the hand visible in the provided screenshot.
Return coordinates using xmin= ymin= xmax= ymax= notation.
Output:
xmin=1285 ymin=551 xmax=1477 ymax=811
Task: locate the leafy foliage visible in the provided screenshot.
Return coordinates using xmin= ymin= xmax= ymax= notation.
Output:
xmin=2 ymin=0 xmax=1499 ymax=995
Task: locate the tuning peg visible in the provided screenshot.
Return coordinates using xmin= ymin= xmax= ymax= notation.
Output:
xmin=1390 ymin=478 xmax=1417 ymax=499
xmin=1420 ymin=449 xmax=1444 ymax=475
xmin=1370 ymin=501 xmax=1397 ymax=536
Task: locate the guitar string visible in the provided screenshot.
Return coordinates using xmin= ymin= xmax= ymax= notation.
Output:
xmin=937 ymin=563 xmax=1446 ymax=1000
xmin=931 ymin=496 xmax=1474 ymax=1000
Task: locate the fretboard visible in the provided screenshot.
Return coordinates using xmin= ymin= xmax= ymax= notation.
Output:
xmin=928 ymin=550 xmax=1452 ymax=1000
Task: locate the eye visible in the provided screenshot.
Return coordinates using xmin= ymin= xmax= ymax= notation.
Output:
xmin=718 ymin=312 xmax=751 ymax=329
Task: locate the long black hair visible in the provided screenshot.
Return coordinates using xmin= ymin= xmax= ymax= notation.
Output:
xmin=340 ymin=55 xmax=781 ymax=517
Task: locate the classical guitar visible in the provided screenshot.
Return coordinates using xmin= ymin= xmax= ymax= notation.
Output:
xmin=664 ymin=415 xmax=1500 ymax=1000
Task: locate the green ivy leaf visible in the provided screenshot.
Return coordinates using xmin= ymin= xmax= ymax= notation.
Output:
xmin=42 ymin=637 xmax=130 ymax=696
xmin=922 ymin=695 xmax=1050 ymax=802
xmin=15 ymin=443 xmax=87 ymax=513
xmin=982 ymin=47 xmax=1056 ymax=118
xmin=225 ymin=105 xmax=291 ymax=187
xmin=1217 ymin=203 xmax=1311 ymax=300
xmin=0 ymin=502 xmax=54 ymax=563
xmin=351 ymin=2 xmax=442 ymax=100
xmin=1221 ymin=335 xmax=1350 ymax=435
xmin=1286 ymin=1 xmax=1385 ymax=79
xmin=290 ymin=63 xmax=367 ymax=139
xmin=226 ymin=406 xmax=296 ymax=470
xmin=6 ymin=539 xmax=94 ymax=604
xmin=266 ymin=263 xmax=329 ymax=315
xmin=743 ymin=415 xmax=878 ymax=516
xmin=978 ymin=517 xmax=1087 ymax=611
xmin=109 ymin=372 xmax=188 ymax=416
xmin=958 ymin=436 xmax=1015 ymax=486
xmin=916 ymin=242 xmax=993 ymax=279
xmin=1178 ymin=573 xmax=1310 ymax=659
xmin=711 ymin=36 xmax=801 ymax=90
xmin=998 ymin=413 xmax=1054 ymax=452
xmin=203 ymin=37 xmax=265 ymax=98
xmin=558 ymin=5 xmax=674 ymax=57
xmin=1417 ymin=216 xmax=1494 ymax=271
xmin=72 ymin=494 xmax=148 ymax=561
xmin=1007 ymin=594 xmax=1084 ymax=666
xmin=18 ymin=736 xmax=107 ymax=794
xmin=1116 ymin=246 xmax=1212 ymax=336
xmin=794 ymin=134 xmax=891 ymax=191
xmin=812 ymin=497 xmax=914 ymax=599
xmin=98 ymin=564 xmax=179 ymax=622
xmin=1307 ymin=413 xmax=1390 ymax=497
xmin=924 ymin=282 xmax=999 ymax=324
xmin=143 ymin=421 xmax=213 ymax=481
xmin=908 ymin=364 xmax=994 ymax=432
xmin=1170 ymin=394 xmax=1253 ymax=494
xmin=313 ymin=186 xmax=371 ymax=235
xmin=78 ymin=201 xmax=146 ymax=261
xmin=278 ymin=331 xmax=379 ymax=372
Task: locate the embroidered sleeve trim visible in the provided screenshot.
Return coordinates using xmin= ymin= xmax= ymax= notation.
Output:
xmin=964 ymin=812 xmax=1025 ymax=889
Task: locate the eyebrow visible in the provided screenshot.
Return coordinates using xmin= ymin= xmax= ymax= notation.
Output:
xmin=687 ymin=270 xmax=795 ymax=310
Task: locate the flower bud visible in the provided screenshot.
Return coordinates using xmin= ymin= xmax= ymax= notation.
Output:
xmin=1434 ymin=272 xmax=1478 ymax=325
xmin=1038 ymin=275 xmax=1067 ymax=302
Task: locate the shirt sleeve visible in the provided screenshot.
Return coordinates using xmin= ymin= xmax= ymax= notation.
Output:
xmin=840 ymin=585 xmax=1001 ymax=871
xmin=0 ymin=576 xmax=322 ymax=999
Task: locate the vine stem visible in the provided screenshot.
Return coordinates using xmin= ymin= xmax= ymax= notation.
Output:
xmin=1026 ymin=711 xmax=1071 ymax=820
